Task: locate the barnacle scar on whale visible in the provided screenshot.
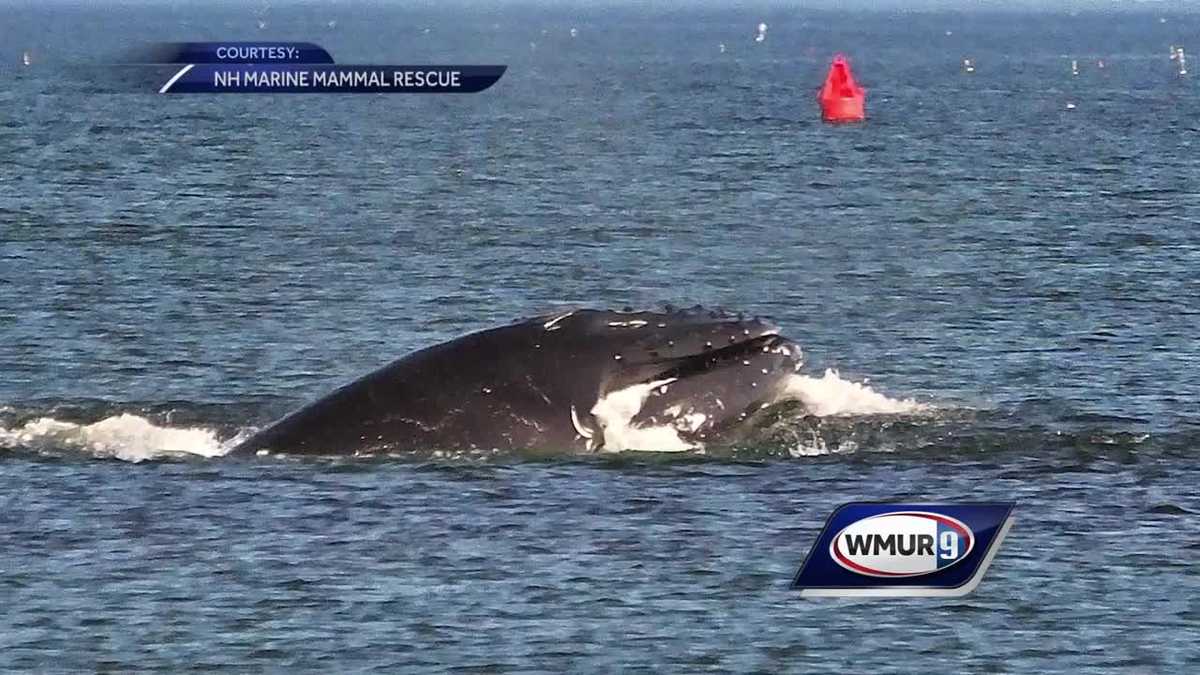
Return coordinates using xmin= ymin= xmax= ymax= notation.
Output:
xmin=230 ymin=307 xmax=806 ymax=456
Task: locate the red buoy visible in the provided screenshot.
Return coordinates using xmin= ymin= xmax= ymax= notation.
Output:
xmin=818 ymin=54 xmax=866 ymax=123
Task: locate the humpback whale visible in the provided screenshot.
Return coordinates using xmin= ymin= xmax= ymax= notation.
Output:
xmin=231 ymin=307 xmax=804 ymax=456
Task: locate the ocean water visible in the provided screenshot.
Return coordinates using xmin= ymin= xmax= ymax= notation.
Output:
xmin=2 ymin=4 xmax=1199 ymax=672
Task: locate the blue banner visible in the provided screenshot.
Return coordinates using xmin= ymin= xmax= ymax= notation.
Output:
xmin=124 ymin=42 xmax=507 ymax=94
xmin=159 ymin=64 xmax=506 ymax=94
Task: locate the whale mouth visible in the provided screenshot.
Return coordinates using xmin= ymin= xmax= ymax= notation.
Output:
xmin=649 ymin=333 xmax=797 ymax=383
xmin=591 ymin=307 xmax=800 ymax=396
xmin=586 ymin=333 xmax=804 ymax=453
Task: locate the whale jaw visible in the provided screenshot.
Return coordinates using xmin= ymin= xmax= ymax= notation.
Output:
xmin=598 ymin=334 xmax=804 ymax=451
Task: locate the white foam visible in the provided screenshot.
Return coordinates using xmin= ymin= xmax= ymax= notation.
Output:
xmin=587 ymin=368 xmax=924 ymax=453
xmin=779 ymin=370 xmax=927 ymax=416
xmin=0 ymin=414 xmax=230 ymax=462
xmin=590 ymin=379 xmax=697 ymax=453
xmin=788 ymin=429 xmax=863 ymax=457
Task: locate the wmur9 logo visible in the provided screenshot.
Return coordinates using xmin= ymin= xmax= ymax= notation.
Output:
xmin=830 ymin=512 xmax=973 ymax=577
xmin=793 ymin=503 xmax=1014 ymax=597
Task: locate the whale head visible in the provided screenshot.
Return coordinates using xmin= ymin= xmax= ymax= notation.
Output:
xmin=535 ymin=307 xmax=803 ymax=450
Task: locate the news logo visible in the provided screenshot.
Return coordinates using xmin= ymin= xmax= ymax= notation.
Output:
xmin=792 ymin=502 xmax=1014 ymax=597
xmin=830 ymin=511 xmax=973 ymax=577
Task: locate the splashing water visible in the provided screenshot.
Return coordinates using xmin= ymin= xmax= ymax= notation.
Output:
xmin=586 ymin=370 xmax=924 ymax=454
xmin=779 ymin=370 xmax=927 ymax=416
xmin=0 ymin=414 xmax=229 ymax=462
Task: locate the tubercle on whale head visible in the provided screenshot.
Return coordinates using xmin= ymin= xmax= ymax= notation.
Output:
xmin=530 ymin=306 xmax=782 ymax=365
xmin=615 ymin=307 xmax=781 ymax=367
xmin=645 ymin=334 xmax=803 ymax=381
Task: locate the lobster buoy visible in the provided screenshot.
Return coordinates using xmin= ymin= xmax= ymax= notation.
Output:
xmin=818 ymin=54 xmax=866 ymax=123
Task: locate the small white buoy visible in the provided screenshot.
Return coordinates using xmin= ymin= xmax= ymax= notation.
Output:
xmin=569 ymin=27 xmax=578 ymax=38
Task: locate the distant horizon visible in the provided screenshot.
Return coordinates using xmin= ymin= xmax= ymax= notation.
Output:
xmin=8 ymin=0 xmax=1200 ymax=12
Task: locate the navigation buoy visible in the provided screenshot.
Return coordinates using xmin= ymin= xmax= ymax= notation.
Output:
xmin=962 ymin=57 xmax=975 ymax=73
xmin=818 ymin=54 xmax=866 ymax=123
